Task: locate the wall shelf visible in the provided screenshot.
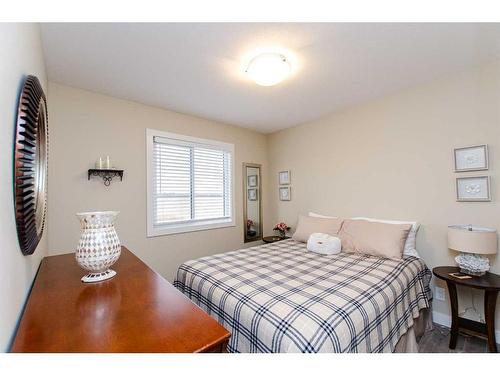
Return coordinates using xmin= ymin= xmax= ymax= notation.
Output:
xmin=88 ymin=169 xmax=124 ymax=186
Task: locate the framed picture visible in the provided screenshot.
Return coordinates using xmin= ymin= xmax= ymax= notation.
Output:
xmin=247 ymin=174 xmax=258 ymax=187
xmin=454 ymin=145 xmax=488 ymax=172
xmin=279 ymin=170 xmax=291 ymax=185
xmin=456 ymin=176 xmax=491 ymax=202
xmin=248 ymin=188 xmax=258 ymax=201
xmin=279 ymin=186 xmax=291 ymax=201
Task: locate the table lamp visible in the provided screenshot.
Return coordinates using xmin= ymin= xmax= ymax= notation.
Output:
xmin=448 ymin=225 xmax=498 ymax=276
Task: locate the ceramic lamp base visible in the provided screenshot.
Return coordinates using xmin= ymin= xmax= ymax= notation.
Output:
xmin=459 ymin=268 xmax=485 ymax=276
xmin=455 ymin=253 xmax=489 ymax=276
xmin=81 ymin=269 xmax=116 ymax=283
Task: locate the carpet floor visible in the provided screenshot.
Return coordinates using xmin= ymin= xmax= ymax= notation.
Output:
xmin=418 ymin=324 xmax=498 ymax=353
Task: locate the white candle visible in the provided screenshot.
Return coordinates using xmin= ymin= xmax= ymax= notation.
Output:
xmin=105 ymin=155 xmax=111 ymax=169
xmin=95 ymin=157 xmax=103 ymax=169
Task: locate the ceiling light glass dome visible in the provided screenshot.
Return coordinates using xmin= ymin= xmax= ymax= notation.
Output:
xmin=246 ymin=52 xmax=291 ymax=86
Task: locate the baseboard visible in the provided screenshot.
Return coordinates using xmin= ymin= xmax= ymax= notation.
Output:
xmin=432 ymin=310 xmax=500 ymax=343
xmin=432 ymin=311 xmax=452 ymax=327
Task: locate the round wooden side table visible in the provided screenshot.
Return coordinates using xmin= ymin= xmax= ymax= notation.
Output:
xmin=433 ymin=266 xmax=500 ymax=353
xmin=262 ymin=236 xmax=290 ymax=244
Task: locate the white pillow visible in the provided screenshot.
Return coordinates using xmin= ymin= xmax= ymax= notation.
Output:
xmin=309 ymin=212 xmax=338 ymax=219
xmin=307 ymin=233 xmax=342 ymax=255
xmin=351 ymin=217 xmax=420 ymax=258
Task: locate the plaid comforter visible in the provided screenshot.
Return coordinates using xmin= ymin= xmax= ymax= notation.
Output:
xmin=174 ymin=239 xmax=432 ymax=353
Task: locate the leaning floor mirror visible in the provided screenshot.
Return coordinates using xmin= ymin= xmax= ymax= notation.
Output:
xmin=243 ymin=163 xmax=262 ymax=243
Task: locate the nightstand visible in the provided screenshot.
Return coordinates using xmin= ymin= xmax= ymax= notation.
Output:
xmin=262 ymin=236 xmax=290 ymax=244
xmin=433 ymin=266 xmax=500 ymax=353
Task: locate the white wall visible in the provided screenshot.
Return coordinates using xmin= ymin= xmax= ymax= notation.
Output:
xmin=0 ymin=23 xmax=48 ymax=351
xmin=47 ymin=83 xmax=270 ymax=282
xmin=268 ymin=60 xmax=500 ymax=331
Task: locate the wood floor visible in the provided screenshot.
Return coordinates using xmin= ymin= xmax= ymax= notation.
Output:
xmin=419 ymin=324 xmax=498 ymax=353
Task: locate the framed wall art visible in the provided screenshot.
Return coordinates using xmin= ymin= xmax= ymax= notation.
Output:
xmin=279 ymin=186 xmax=291 ymax=201
xmin=248 ymin=188 xmax=258 ymax=201
xmin=247 ymin=174 xmax=258 ymax=187
xmin=279 ymin=170 xmax=291 ymax=185
xmin=456 ymin=176 xmax=491 ymax=202
xmin=454 ymin=145 xmax=488 ymax=172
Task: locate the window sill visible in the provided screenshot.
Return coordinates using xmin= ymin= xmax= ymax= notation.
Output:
xmin=147 ymin=218 xmax=235 ymax=237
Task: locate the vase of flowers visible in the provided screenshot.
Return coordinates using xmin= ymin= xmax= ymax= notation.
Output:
xmin=247 ymin=219 xmax=254 ymax=230
xmin=246 ymin=219 xmax=257 ymax=237
xmin=273 ymin=222 xmax=291 ymax=239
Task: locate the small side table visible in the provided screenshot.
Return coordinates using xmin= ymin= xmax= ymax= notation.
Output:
xmin=262 ymin=236 xmax=290 ymax=244
xmin=433 ymin=266 xmax=500 ymax=353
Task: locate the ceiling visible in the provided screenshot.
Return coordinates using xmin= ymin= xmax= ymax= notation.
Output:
xmin=41 ymin=23 xmax=500 ymax=133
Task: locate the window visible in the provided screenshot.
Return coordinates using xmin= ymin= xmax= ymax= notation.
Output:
xmin=147 ymin=129 xmax=234 ymax=236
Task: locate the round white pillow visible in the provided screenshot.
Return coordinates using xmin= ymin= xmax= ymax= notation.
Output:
xmin=306 ymin=233 xmax=342 ymax=255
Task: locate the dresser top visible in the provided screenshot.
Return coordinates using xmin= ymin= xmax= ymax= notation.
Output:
xmin=11 ymin=247 xmax=230 ymax=352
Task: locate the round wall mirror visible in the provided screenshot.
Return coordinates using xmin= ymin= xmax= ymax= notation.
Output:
xmin=14 ymin=75 xmax=48 ymax=255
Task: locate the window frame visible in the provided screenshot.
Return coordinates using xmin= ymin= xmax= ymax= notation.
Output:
xmin=146 ymin=128 xmax=235 ymax=237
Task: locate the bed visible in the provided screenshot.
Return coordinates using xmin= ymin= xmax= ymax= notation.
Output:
xmin=174 ymin=239 xmax=432 ymax=353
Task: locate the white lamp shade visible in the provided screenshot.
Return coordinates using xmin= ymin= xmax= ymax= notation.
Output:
xmin=448 ymin=225 xmax=498 ymax=255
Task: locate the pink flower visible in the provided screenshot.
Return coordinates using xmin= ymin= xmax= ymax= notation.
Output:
xmin=273 ymin=222 xmax=290 ymax=232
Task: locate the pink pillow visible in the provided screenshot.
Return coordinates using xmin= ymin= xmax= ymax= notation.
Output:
xmin=292 ymin=215 xmax=344 ymax=243
xmin=339 ymin=219 xmax=411 ymax=259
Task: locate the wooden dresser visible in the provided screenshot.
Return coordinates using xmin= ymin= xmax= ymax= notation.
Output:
xmin=11 ymin=247 xmax=230 ymax=352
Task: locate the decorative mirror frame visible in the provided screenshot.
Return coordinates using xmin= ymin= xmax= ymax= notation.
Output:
xmin=14 ymin=75 xmax=49 ymax=255
xmin=243 ymin=162 xmax=263 ymax=243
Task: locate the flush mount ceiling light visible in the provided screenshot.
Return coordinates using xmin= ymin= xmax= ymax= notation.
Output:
xmin=246 ymin=52 xmax=291 ymax=86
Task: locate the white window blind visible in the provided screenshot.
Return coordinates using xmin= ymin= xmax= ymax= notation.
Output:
xmin=147 ymin=130 xmax=234 ymax=236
